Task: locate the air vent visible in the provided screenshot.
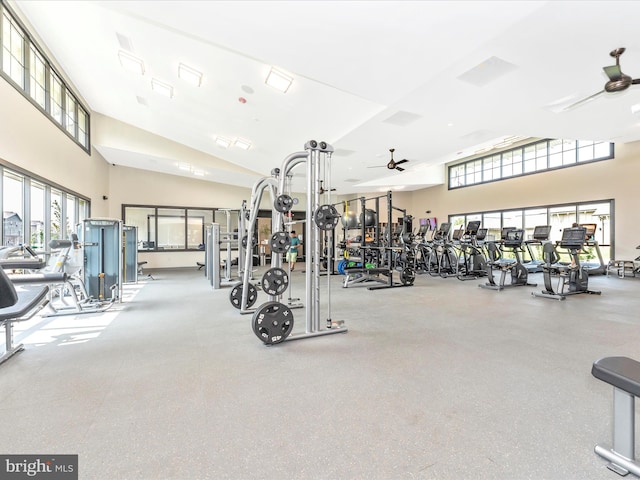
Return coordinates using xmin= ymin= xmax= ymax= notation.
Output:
xmin=457 ymin=56 xmax=517 ymax=87
xmin=333 ymin=148 xmax=356 ymax=156
xmin=382 ymin=111 xmax=422 ymax=126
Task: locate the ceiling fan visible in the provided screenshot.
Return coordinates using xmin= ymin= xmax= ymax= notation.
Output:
xmin=318 ymin=180 xmax=336 ymax=195
xmin=368 ymin=148 xmax=409 ymax=172
xmin=565 ymin=48 xmax=640 ymax=110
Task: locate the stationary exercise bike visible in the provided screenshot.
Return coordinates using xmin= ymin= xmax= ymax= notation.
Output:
xmin=532 ymin=226 xmax=602 ymax=301
xmin=480 ymin=228 xmax=537 ymax=291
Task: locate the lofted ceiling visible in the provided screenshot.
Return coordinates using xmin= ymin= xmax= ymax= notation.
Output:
xmin=11 ymin=0 xmax=640 ymax=194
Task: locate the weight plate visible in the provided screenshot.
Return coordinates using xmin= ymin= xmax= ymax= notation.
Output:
xmin=241 ymin=234 xmax=257 ymax=249
xmin=314 ymin=204 xmax=340 ymax=231
xmin=252 ymin=301 xmax=294 ymax=345
xmin=229 ymin=282 xmax=259 ymax=309
xmin=274 ymin=194 xmax=294 ymax=213
xmin=261 ymin=267 xmax=289 ymax=296
xmin=400 ymin=267 xmax=415 ymax=286
xmin=269 ymin=231 xmax=291 ymax=254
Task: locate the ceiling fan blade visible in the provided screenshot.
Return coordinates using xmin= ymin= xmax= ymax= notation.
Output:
xmin=367 ymin=165 xmax=387 ymax=168
xmin=632 ymin=78 xmax=640 ymax=84
xmin=561 ymin=90 xmax=605 ymax=111
xmin=395 ymin=159 xmax=409 ymax=166
xmin=604 ymin=64 xmax=623 ymax=81
xmin=395 ymin=166 xmax=405 ymax=172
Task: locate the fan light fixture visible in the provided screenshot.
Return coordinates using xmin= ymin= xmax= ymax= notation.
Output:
xmin=118 ymin=51 xmax=145 ymax=75
xmin=178 ymin=63 xmax=202 ymax=87
xmin=265 ymin=67 xmax=293 ymax=93
xmin=151 ymin=79 xmax=173 ymax=98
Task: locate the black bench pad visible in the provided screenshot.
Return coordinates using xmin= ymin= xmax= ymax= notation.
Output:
xmin=592 ymin=356 xmax=640 ymax=397
xmin=0 ymin=286 xmax=48 ymax=322
xmin=344 ymin=268 xmax=389 ymax=275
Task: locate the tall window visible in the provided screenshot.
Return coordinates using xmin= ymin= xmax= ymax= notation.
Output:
xmin=449 ymin=138 xmax=613 ymax=189
xmin=28 ymin=44 xmax=46 ymax=109
xmin=65 ymin=194 xmax=76 ymax=238
xmin=1 ymin=11 xmax=25 ymax=88
xmin=450 ymin=199 xmax=614 ymax=263
xmin=50 ymin=71 xmax=63 ymax=125
xmin=30 ymin=181 xmax=45 ymax=249
xmin=0 ymin=1 xmax=90 ymax=151
xmin=50 ymin=189 xmax=62 ymax=241
xmin=3 ymin=170 xmax=23 ymax=245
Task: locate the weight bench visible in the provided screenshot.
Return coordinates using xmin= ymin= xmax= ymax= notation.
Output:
xmin=138 ymin=261 xmax=154 ymax=280
xmin=0 ymin=267 xmax=49 ymax=365
xmin=592 ymin=356 xmax=640 ymax=476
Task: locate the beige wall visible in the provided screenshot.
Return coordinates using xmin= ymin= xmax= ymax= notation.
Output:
xmin=409 ymin=141 xmax=640 ymax=260
xmin=0 ymin=79 xmax=110 ymax=217
xmin=108 ymin=164 xmax=252 ymax=268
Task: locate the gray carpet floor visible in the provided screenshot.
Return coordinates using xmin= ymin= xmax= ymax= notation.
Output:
xmin=1 ymin=266 xmax=639 ymax=479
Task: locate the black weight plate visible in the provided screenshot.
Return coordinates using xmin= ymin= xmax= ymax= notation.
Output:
xmin=314 ymin=204 xmax=340 ymax=231
xmin=274 ymin=194 xmax=294 ymax=213
xmin=261 ymin=267 xmax=289 ymax=296
xmin=269 ymin=231 xmax=291 ymax=254
xmin=229 ymin=282 xmax=258 ymax=309
xmin=401 ymin=267 xmax=415 ymax=286
xmin=252 ymin=301 xmax=294 ymax=345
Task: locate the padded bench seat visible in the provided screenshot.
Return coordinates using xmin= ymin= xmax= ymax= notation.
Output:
xmin=592 ymin=356 xmax=640 ymax=476
xmin=0 ymin=267 xmax=49 ymax=365
xmin=593 ymin=356 xmax=640 ymax=397
xmin=343 ymin=267 xmax=389 ymax=275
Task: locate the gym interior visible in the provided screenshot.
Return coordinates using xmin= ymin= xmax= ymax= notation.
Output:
xmin=2 ymin=2 xmax=640 ymax=479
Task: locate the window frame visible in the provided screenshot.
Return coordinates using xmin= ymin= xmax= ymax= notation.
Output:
xmin=448 ymin=139 xmax=614 ymax=190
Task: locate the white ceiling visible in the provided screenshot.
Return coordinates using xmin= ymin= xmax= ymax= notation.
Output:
xmin=11 ymin=0 xmax=640 ymax=194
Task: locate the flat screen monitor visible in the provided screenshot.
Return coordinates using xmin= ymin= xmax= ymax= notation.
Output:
xmin=465 ymin=221 xmax=481 ymax=236
xmin=532 ymin=225 xmax=551 ymax=241
xmin=476 ymin=228 xmax=487 ymax=241
xmin=436 ymin=222 xmax=451 ymax=236
xmin=560 ymin=227 xmax=587 ymax=248
xmin=504 ymin=229 xmax=524 ymax=246
xmin=500 ymin=227 xmax=516 ymax=239
xmin=452 ymin=228 xmax=464 ymax=241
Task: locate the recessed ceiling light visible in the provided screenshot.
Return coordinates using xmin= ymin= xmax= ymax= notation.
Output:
xmin=216 ymin=136 xmax=232 ymax=148
xmin=193 ymin=170 xmax=206 ymax=177
xmin=265 ymin=67 xmax=293 ymax=93
xmin=234 ymin=138 xmax=252 ymax=150
xmin=447 ymin=122 xmax=454 ymax=127
xmin=178 ymin=63 xmax=202 ymax=87
xmin=151 ymin=78 xmax=173 ymax=98
xmin=118 ymin=50 xmax=145 ymax=75
xmin=178 ymin=163 xmax=191 ymax=171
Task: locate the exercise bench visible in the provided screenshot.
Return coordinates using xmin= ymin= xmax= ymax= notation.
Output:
xmin=0 ymin=266 xmax=49 ymax=365
xmin=592 ymin=356 xmax=640 ymax=476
